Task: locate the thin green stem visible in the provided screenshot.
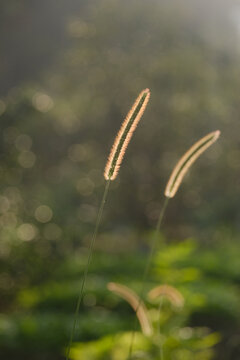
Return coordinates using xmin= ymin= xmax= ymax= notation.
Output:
xmin=65 ymin=179 xmax=111 ymax=360
xmin=127 ymin=197 xmax=169 ymax=359
xmin=158 ymin=298 xmax=164 ymax=360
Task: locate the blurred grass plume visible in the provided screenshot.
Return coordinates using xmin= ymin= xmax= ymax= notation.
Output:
xmin=108 ymin=282 xmax=153 ymax=336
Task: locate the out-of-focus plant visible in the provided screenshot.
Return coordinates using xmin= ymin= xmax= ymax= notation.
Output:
xmin=69 ymin=281 xmax=220 ymax=360
xmin=2 ymin=237 xmax=240 ymax=359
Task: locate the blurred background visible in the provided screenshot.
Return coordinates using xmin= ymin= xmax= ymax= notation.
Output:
xmin=0 ymin=0 xmax=240 ymax=359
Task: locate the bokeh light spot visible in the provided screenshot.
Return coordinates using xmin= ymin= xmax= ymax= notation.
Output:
xmin=17 ymin=223 xmax=37 ymax=241
xmin=18 ymin=151 xmax=36 ymax=168
xmin=68 ymin=20 xmax=96 ymax=38
xmin=0 ymin=212 xmax=17 ymax=227
xmin=35 ymin=205 xmax=53 ymax=223
xmin=32 ymin=92 xmax=54 ymax=112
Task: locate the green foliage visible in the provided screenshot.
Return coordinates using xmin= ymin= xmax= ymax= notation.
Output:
xmin=1 ymin=238 xmax=240 ymax=359
xmin=69 ymin=330 xmax=219 ymax=360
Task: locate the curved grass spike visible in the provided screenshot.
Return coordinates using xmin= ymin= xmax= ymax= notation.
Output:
xmin=165 ymin=130 xmax=220 ymax=198
xmin=108 ymin=282 xmax=153 ymax=336
xmin=104 ymin=88 xmax=150 ymax=180
xmin=148 ymin=285 xmax=184 ymax=308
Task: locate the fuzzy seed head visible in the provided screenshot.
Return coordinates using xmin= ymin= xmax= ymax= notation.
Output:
xmin=104 ymin=89 xmax=150 ymax=180
xmin=148 ymin=285 xmax=184 ymax=308
xmin=165 ymin=130 xmax=220 ymax=198
xmin=107 ymin=282 xmax=153 ymax=336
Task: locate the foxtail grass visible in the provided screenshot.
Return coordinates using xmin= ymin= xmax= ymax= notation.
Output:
xmin=104 ymin=88 xmax=150 ymax=180
xmin=148 ymin=285 xmax=184 ymax=308
xmin=127 ymin=130 xmax=220 ymax=359
xmin=108 ymin=282 xmax=153 ymax=336
xmin=165 ymin=130 xmax=220 ymax=198
xmin=66 ymin=89 xmax=150 ymax=360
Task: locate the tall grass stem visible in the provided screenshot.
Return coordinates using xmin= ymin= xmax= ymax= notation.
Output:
xmin=127 ymin=197 xmax=169 ymax=359
xmin=66 ymin=179 xmax=111 ymax=360
xmin=158 ymin=298 xmax=164 ymax=360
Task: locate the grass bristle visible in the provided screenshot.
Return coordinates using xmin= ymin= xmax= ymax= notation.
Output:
xmin=165 ymin=130 xmax=220 ymax=198
xmin=104 ymin=88 xmax=150 ymax=180
xmin=148 ymin=285 xmax=184 ymax=308
xmin=107 ymin=282 xmax=153 ymax=336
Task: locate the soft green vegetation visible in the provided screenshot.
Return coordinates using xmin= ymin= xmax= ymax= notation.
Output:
xmin=2 ymin=238 xmax=240 ymax=359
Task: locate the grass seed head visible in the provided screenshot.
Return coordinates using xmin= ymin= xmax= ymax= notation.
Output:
xmin=107 ymin=282 xmax=153 ymax=336
xmin=148 ymin=285 xmax=184 ymax=308
xmin=165 ymin=130 xmax=221 ymax=198
xmin=104 ymin=88 xmax=150 ymax=180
